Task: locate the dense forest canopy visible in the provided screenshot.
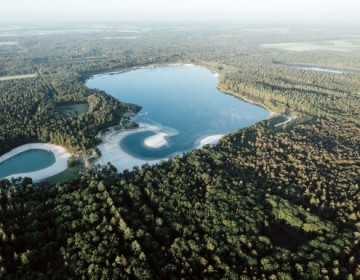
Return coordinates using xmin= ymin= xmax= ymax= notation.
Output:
xmin=0 ymin=23 xmax=359 ymax=279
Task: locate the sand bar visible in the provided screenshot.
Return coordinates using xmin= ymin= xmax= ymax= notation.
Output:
xmin=144 ymin=132 xmax=168 ymax=149
xmin=0 ymin=143 xmax=71 ymax=182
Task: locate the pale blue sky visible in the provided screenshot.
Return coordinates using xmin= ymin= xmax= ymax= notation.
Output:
xmin=1 ymin=0 xmax=359 ymax=22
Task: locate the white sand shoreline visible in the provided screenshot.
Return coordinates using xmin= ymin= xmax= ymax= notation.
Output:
xmin=197 ymin=134 xmax=224 ymax=148
xmin=96 ymin=124 xmax=163 ymax=172
xmin=0 ymin=143 xmax=71 ymax=182
xmin=96 ymin=123 xmax=226 ymax=172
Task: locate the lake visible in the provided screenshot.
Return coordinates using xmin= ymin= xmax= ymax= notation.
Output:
xmin=86 ymin=65 xmax=269 ymax=166
xmin=0 ymin=149 xmax=56 ymax=179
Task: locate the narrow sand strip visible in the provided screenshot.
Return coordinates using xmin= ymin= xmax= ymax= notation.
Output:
xmin=275 ymin=116 xmax=293 ymax=127
xmin=197 ymin=134 xmax=224 ymax=148
xmin=0 ymin=143 xmax=71 ymax=182
xmin=300 ymin=67 xmax=344 ymax=74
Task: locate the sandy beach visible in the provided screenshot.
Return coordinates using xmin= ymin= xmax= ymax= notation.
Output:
xmin=96 ymin=122 xmax=227 ymax=172
xmin=0 ymin=143 xmax=71 ymax=182
xmin=197 ymin=134 xmax=224 ymax=148
xmin=96 ymin=124 xmax=163 ymax=172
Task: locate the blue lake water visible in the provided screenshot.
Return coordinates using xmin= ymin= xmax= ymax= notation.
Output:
xmin=0 ymin=149 xmax=56 ymax=179
xmin=86 ymin=65 xmax=269 ymax=160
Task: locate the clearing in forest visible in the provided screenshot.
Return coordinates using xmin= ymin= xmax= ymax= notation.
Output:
xmin=0 ymin=73 xmax=38 ymax=81
xmin=261 ymin=38 xmax=360 ymax=52
xmin=56 ymin=102 xmax=89 ymax=118
xmin=0 ymin=41 xmax=18 ymax=46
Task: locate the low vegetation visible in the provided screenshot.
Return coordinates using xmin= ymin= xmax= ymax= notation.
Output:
xmin=56 ymin=102 xmax=89 ymax=119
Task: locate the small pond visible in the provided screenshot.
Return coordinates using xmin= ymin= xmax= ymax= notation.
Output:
xmin=0 ymin=149 xmax=56 ymax=179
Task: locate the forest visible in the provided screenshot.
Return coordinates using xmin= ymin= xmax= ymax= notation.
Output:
xmin=0 ymin=24 xmax=359 ymax=279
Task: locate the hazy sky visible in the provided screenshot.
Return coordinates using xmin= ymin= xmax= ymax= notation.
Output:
xmin=1 ymin=0 xmax=359 ymax=23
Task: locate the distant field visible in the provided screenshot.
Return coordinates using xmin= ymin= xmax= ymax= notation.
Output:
xmin=243 ymin=28 xmax=290 ymax=34
xmin=103 ymin=36 xmax=137 ymax=40
xmin=261 ymin=38 xmax=360 ymax=52
xmin=0 ymin=73 xmax=37 ymax=81
xmin=0 ymin=41 xmax=18 ymax=46
xmin=57 ymin=102 xmax=89 ymax=118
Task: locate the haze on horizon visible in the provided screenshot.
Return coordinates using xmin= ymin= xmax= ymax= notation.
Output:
xmin=1 ymin=0 xmax=360 ymax=24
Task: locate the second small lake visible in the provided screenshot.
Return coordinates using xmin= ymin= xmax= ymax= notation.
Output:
xmin=0 ymin=149 xmax=56 ymax=179
xmin=86 ymin=65 xmax=269 ymax=160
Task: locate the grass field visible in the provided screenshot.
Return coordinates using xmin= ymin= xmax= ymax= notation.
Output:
xmin=0 ymin=73 xmax=37 ymax=81
xmin=45 ymin=164 xmax=82 ymax=185
xmin=56 ymin=102 xmax=89 ymax=118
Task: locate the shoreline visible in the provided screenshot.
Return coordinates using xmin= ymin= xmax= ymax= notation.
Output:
xmin=96 ymin=123 xmax=226 ymax=172
xmin=95 ymin=124 xmax=162 ymax=172
xmin=0 ymin=143 xmax=71 ymax=182
xmin=217 ymin=85 xmax=280 ymax=119
xmin=87 ymin=62 xmax=275 ymax=119
xmin=87 ymin=62 xmax=223 ymax=86
xmin=196 ymin=134 xmax=224 ymax=148
xmin=90 ymin=63 xmax=275 ymax=171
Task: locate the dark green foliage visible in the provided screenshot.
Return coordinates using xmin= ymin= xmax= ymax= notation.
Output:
xmin=0 ymin=24 xmax=359 ymax=279
xmin=1 ymin=117 xmax=359 ymax=278
xmin=0 ymin=72 xmax=142 ymax=156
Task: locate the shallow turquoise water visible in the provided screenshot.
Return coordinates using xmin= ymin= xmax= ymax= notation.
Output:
xmin=86 ymin=65 xmax=269 ymax=160
xmin=0 ymin=149 xmax=56 ymax=179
